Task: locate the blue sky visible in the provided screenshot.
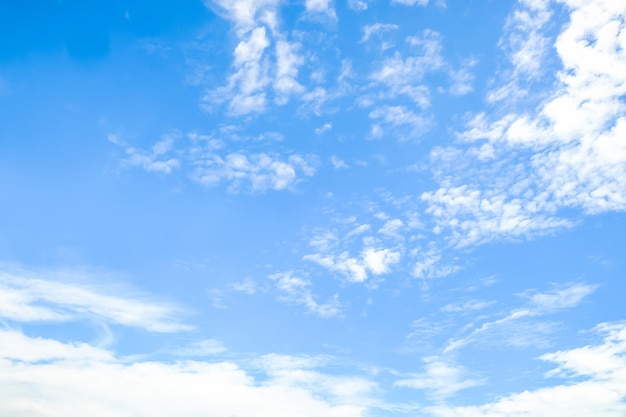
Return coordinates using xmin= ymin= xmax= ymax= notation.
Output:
xmin=1 ymin=0 xmax=625 ymax=415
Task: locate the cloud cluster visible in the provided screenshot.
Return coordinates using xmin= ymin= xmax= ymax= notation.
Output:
xmin=423 ymin=0 xmax=626 ymax=246
xmin=112 ymin=132 xmax=317 ymax=193
xmin=191 ymin=151 xmax=316 ymax=192
xmin=206 ymin=0 xmax=307 ymax=115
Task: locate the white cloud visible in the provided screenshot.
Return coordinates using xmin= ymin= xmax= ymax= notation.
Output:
xmin=487 ymin=0 xmax=553 ymax=103
xmin=274 ymin=39 xmax=305 ymax=103
xmin=395 ymin=357 xmax=483 ymax=398
xmin=205 ymin=0 xmax=308 ymax=115
xmin=113 ymin=131 xmax=318 ymax=193
xmin=315 ymin=122 xmax=333 ymax=135
xmin=391 ymin=0 xmax=429 ymax=6
xmin=173 ymin=339 xmax=228 ymax=357
xmin=369 ymin=105 xmax=433 ymax=140
xmin=121 ymin=133 xmax=181 ymax=174
xmin=330 ymin=155 xmax=349 ymax=169
xmin=360 ymin=23 xmax=398 ymax=43
xmin=370 ymin=30 xmax=444 ymax=107
xmin=412 ymin=248 xmax=460 ymax=280
xmin=210 ymin=0 xmax=280 ymax=34
xmin=347 ymin=0 xmax=368 ymax=11
xmin=269 ymin=272 xmax=342 ymax=318
xmin=0 ymin=329 xmax=114 ymax=363
xmin=253 ymin=353 xmax=378 ymax=404
xmin=428 ymin=322 xmax=626 ymax=417
xmin=443 ymin=283 xmax=598 ymax=353
xmin=524 ymin=282 xmax=599 ymax=313
xmin=305 ymin=247 xmax=401 ymax=283
xmin=191 ymin=152 xmax=317 ymax=193
xmin=362 ymin=248 xmax=401 ymax=275
xmin=0 ymin=330 xmax=372 ymax=417
xmin=441 ymin=299 xmax=495 ymax=314
xmin=447 ymin=61 xmax=476 ymax=96
xmin=423 ymin=0 xmax=626 ymax=247
xmin=378 ymin=219 xmax=404 ymax=240
xmin=305 ymin=0 xmax=336 ymax=18
xmin=230 ymin=278 xmax=258 ymax=295
xmin=0 ymin=268 xmax=190 ymax=333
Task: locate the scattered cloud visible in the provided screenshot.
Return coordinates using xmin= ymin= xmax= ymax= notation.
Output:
xmin=191 ymin=151 xmax=317 ymax=192
xmin=305 ymin=247 xmax=401 ymax=283
xmin=422 ymin=0 xmax=626 ymax=247
xmin=370 ymin=29 xmax=444 ymax=107
xmin=110 ymin=132 xmax=318 ymax=193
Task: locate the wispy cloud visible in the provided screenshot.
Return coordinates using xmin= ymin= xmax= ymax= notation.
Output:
xmin=395 ymin=356 xmax=483 ymax=398
xmin=0 ymin=267 xmax=191 ymax=333
xmin=429 ymin=322 xmax=626 ymax=417
xmin=360 ymin=23 xmax=398 ymax=43
xmin=443 ymin=283 xmax=598 ymax=353
xmin=269 ymin=272 xmax=342 ymax=318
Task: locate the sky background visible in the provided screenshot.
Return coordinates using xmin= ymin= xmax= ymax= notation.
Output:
xmin=1 ymin=0 xmax=625 ymax=416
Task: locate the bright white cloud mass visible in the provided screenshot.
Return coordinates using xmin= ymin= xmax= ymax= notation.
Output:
xmin=0 ymin=0 xmax=624 ymax=415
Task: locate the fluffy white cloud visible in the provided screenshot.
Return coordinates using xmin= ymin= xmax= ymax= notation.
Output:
xmin=0 ymin=330 xmax=372 ymax=417
xmin=423 ymin=0 xmax=626 ymax=247
xmin=205 ymin=0 xmax=306 ymax=114
xmin=305 ymin=247 xmax=401 ymax=283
